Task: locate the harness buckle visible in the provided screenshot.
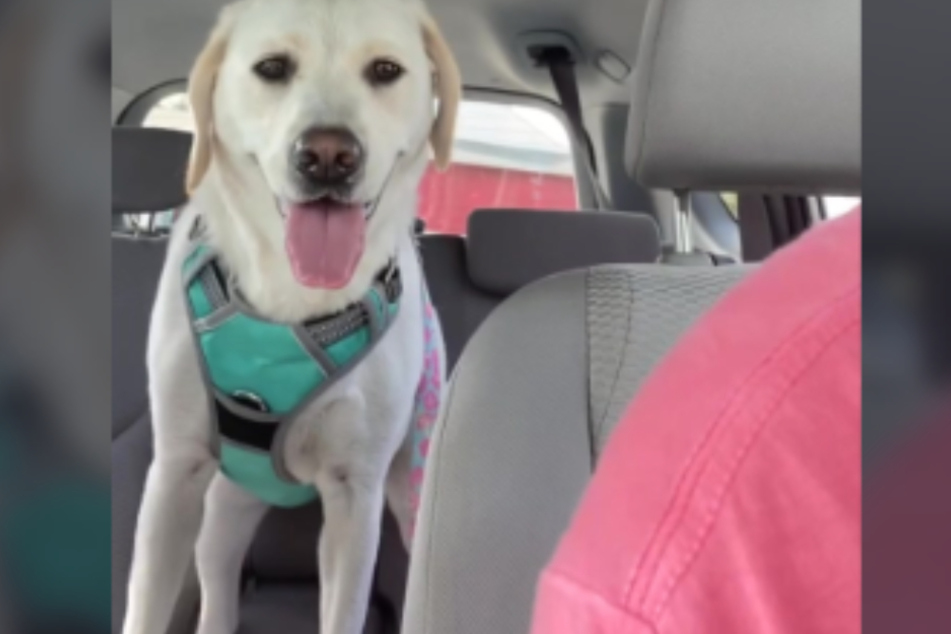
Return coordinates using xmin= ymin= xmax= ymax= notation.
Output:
xmin=232 ymin=390 xmax=270 ymax=414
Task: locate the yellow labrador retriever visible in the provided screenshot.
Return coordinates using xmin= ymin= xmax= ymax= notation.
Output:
xmin=121 ymin=0 xmax=459 ymax=633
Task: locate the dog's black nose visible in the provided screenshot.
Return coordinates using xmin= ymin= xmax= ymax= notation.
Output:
xmin=292 ymin=127 xmax=364 ymax=187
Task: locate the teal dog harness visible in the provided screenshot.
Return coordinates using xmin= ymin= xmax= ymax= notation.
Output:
xmin=182 ymin=234 xmax=405 ymax=508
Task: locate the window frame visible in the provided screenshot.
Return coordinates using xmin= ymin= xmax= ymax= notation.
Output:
xmin=117 ymin=79 xmax=187 ymax=127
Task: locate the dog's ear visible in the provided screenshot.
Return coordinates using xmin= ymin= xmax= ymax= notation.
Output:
xmin=185 ymin=5 xmax=238 ymax=195
xmin=419 ymin=11 xmax=461 ymax=171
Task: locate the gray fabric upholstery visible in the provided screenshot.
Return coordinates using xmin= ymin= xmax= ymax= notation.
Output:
xmin=419 ymin=235 xmax=498 ymax=371
xmin=422 ymin=210 xmax=663 ymax=371
xmin=248 ymin=506 xmax=325 ymax=582
xmin=246 ymin=503 xmax=407 ymax=609
xmin=587 ymin=266 xmax=749 ymax=448
xmin=237 ymin=586 xmax=385 ymax=633
xmin=466 ymin=209 xmax=661 ymax=295
xmin=661 ymin=250 xmax=719 ymax=266
xmin=404 ymin=273 xmax=593 ymax=634
xmin=626 ymin=0 xmax=860 ymax=193
xmin=111 ymin=416 xmax=153 ymax=634
xmin=112 ymin=235 xmax=167 ymax=437
xmin=403 ymin=265 xmax=746 ymax=634
xmin=112 ymin=127 xmax=192 ymax=213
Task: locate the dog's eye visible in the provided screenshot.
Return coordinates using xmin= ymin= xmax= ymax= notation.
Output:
xmin=366 ymin=59 xmax=405 ymax=86
xmin=254 ymin=55 xmax=294 ymax=83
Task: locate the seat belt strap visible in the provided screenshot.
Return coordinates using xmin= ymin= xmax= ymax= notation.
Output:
xmin=537 ymin=48 xmax=612 ymax=210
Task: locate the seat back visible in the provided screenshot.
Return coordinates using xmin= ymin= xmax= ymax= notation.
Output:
xmin=111 ymin=127 xmax=189 ymax=438
xmin=419 ymin=234 xmax=497 ymax=371
xmin=112 ymin=235 xmax=166 ymax=437
xmin=422 ymin=208 xmax=661 ymax=369
xmin=403 ymin=265 xmax=747 ymax=632
xmin=111 ymin=127 xmax=189 ymax=633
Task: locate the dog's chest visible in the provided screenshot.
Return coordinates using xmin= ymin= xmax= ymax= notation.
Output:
xmin=181 ymin=241 xmax=407 ymax=507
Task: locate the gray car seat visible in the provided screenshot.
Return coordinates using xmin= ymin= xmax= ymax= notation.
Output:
xmin=111 ymin=128 xmax=666 ymax=633
xmin=111 ymin=127 xmax=188 ymax=633
xmin=422 ymin=209 xmax=661 ymax=369
xmin=401 ymin=0 xmax=860 ymax=631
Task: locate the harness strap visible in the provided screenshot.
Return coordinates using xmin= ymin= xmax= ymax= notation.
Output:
xmin=182 ymin=231 xmax=405 ymax=500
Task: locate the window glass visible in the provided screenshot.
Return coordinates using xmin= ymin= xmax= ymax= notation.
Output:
xmin=141 ymin=94 xmax=578 ymax=235
xmin=419 ymin=101 xmax=577 ymax=234
xmin=142 ymin=93 xmax=191 ymax=131
xmin=824 ymin=196 xmax=861 ymax=218
xmin=719 ymin=192 xmax=739 ymax=218
xmin=714 ymin=192 xmax=860 ymax=221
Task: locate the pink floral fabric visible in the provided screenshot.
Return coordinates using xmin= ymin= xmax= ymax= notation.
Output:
xmin=407 ymin=302 xmax=442 ymax=538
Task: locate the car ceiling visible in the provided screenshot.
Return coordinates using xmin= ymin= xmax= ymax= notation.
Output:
xmin=112 ymin=0 xmax=647 ymax=108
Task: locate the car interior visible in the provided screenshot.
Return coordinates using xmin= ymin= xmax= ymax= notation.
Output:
xmin=111 ymin=0 xmax=860 ymax=631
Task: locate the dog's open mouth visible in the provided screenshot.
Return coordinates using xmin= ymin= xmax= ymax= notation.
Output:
xmin=279 ymin=196 xmax=368 ymax=290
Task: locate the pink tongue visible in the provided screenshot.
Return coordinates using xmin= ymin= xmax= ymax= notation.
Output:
xmin=284 ymin=201 xmax=366 ymax=289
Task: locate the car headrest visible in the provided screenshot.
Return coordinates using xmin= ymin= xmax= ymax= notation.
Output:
xmin=112 ymin=127 xmax=192 ymax=213
xmin=466 ymin=209 xmax=661 ymax=295
xmin=626 ymin=0 xmax=860 ymax=194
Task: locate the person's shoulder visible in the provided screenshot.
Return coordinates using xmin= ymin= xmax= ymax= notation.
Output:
xmin=530 ymin=213 xmax=862 ymax=634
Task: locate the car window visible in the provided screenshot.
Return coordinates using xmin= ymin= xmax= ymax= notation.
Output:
xmin=420 ymin=101 xmax=577 ymax=233
xmin=142 ymin=94 xmax=578 ymax=235
xmin=142 ymin=92 xmax=191 ymax=131
xmin=719 ymin=192 xmax=739 ymax=218
xmin=824 ymin=196 xmax=861 ymax=218
xmin=715 ymin=191 xmax=859 ymax=221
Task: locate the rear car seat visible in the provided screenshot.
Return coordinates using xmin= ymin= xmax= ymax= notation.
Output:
xmin=401 ymin=0 xmax=859 ymax=630
xmin=110 ymin=127 xmax=666 ymax=632
xmin=111 ymin=130 xmax=182 ymax=406
xmin=111 ymin=127 xmax=194 ymax=634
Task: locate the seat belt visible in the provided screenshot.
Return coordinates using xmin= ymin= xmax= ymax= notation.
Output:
xmin=535 ymin=47 xmax=612 ymax=210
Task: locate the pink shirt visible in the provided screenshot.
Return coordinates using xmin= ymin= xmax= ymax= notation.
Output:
xmin=530 ymin=211 xmax=861 ymax=634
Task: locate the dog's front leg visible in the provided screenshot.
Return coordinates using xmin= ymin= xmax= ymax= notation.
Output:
xmin=195 ymin=473 xmax=269 ymax=634
xmin=314 ymin=398 xmax=387 ymax=634
xmin=123 ymin=452 xmax=216 ymax=634
xmin=318 ymin=480 xmax=386 ymax=634
xmin=384 ymin=432 xmax=416 ymax=549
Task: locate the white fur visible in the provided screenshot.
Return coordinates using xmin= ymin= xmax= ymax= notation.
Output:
xmin=122 ymin=1 xmax=458 ymax=632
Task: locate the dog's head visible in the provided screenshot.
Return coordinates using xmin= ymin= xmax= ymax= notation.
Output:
xmin=186 ymin=0 xmax=460 ymax=289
